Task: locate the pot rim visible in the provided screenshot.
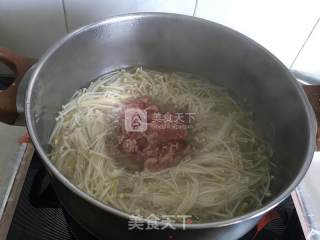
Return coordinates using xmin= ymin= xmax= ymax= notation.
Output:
xmin=25 ymin=12 xmax=316 ymax=229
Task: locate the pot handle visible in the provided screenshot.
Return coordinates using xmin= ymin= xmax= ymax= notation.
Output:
xmin=0 ymin=48 xmax=35 ymax=124
xmin=302 ymin=85 xmax=320 ymax=149
xmin=292 ymin=70 xmax=320 ymax=150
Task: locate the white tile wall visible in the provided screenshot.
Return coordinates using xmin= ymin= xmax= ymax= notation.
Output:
xmin=64 ymin=0 xmax=196 ymax=31
xmin=292 ymin=18 xmax=320 ymax=77
xmin=0 ymin=0 xmax=67 ymax=59
xmin=195 ymin=0 xmax=320 ymax=67
xmin=1 ymin=0 xmax=319 ymax=75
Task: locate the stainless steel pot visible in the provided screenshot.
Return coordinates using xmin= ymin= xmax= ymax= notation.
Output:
xmin=0 ymin=13 xmax=318 ymax=240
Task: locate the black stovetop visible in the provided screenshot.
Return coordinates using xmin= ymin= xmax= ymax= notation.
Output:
xmin=7 ymin=153 xmax=305 ymax=240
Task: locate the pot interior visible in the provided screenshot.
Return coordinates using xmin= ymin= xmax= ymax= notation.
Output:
xmin=27 ymin=13 xmax=314 ymax=219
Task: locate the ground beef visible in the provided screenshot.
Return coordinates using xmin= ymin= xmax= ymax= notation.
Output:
xmin=117 ymin=96 xmax=189 ymax=171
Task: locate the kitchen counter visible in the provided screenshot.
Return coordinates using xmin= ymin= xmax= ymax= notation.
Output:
xmin=0 ymin=123 xmax=34 ymax=239
xmin=292 ymin=152 xmax=320 ymax=240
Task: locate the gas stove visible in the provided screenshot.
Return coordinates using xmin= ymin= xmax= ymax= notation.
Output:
xmin=6 ymin=153 xmax=305 ymax=240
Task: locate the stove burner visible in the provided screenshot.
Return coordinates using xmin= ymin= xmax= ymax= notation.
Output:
xmin=6 ymin=153 xmax=304 ymax=240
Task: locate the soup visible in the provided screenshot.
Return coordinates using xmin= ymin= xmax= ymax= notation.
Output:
xmin=49 ymin=67 xmax=272 ymax=223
